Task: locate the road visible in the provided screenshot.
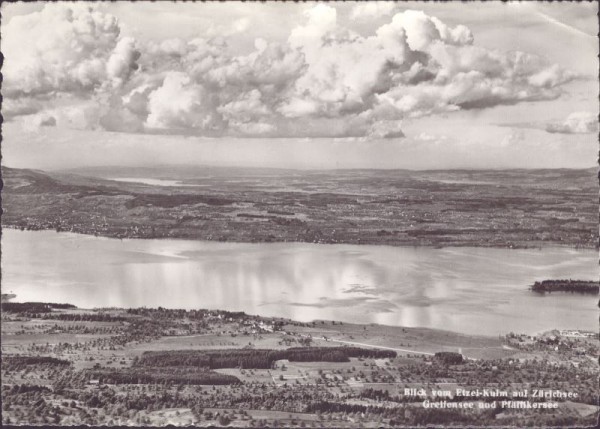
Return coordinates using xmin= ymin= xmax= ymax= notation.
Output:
xmin=318 ymin=336 xmax=436 ymax=356
xmin=321 ymin=336 xmax=479 ymax=361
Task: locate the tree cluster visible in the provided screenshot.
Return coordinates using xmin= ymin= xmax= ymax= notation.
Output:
xmin=433 ymin=352 xmax=464 ymax=365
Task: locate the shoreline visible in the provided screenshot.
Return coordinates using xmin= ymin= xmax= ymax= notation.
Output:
xmin=3 ymin=225 xmax=597 ymax=251
xmin=0 ymin=302 xmax=528 ymax=363
xmin=1 ymin=301 xmax=595 ymax=344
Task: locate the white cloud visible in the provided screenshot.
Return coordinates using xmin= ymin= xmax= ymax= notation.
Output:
xmin=145 ymin=72 xmax=223 ymax=132
xmin=218 ymin=89 xmax=272 ymax=122
xmin=106 ymin=37 xmax=141 ymax=88
xmin=3 ymin=97 xmax=44 ymax=119
xmin=289 ymin=4 xmax=337 ymax=55
xmin=206 ymin=16 xmax=252 ymax=37
xmin=279 ymin=5 xmax=573 ymax=133
xmin=528 ymin=64 xmax=576 ymax=88
xmin=2 ymin=4 xmax=136 ymax=97
xmin=498 ymin=130 xmax=525 ymax=147
xmin=414 ymin=132 xmax=445 ymax=142
xmin=546 ymin=111 xmax=598 ymax=134
xmin=367 ymin=121 xmax=406 ymax=139
xmin=3 ymin=3 xmax=581 ymax=139
xmin=231 ymin=121 xmax=276 ymax=136
xmin=350 ymin=2 xmax=397 ymax=21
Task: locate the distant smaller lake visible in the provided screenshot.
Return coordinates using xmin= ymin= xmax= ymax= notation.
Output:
xmin=111 ymin=177 xmax=204 ymax=187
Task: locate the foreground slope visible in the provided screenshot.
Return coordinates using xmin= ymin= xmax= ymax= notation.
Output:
xmin=1 ymin=303 xmax=598 ymax=427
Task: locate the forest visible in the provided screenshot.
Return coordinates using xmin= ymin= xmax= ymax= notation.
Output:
xmin=531 ymin=279 xmax=599 ymax=294
xmin=136 ymin=347 xmax=397 ymax=370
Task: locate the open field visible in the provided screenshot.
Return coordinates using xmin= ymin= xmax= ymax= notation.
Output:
xmin=2 ymin=165 xmax=597 ymax=249
xmin=1 ymin=303 xmax=598 ymax=427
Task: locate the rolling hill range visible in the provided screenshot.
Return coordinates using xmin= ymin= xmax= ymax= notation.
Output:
xmin=1 ymin=166 xmax=597 ymax=248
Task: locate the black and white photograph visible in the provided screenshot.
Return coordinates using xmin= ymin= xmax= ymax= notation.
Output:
xmin=1 ymin=1 xmax=598 ymax=427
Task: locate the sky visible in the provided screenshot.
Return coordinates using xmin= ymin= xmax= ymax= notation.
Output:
xmin=1 ymin=1 xmax=598 ymax=170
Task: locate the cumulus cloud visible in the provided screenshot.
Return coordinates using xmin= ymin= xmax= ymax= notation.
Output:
xmin=278 ymin=6 xmax=573 ymax=132
xmin=546 ymin=111 xmax=598 ymax=134
xmin=106 ymin=37 xmax=141 ymax=88
xmin=3 ymin=3 xmax=580 ymax=138
xmin=3 ymin=4 xmax=139 ymax=97
xmin=367 ymin=121 xmax=406 ymax=139
xmin=206 ymin=17 xmax=252 ymax=38
xmin=145 ymin=72 xmax=224 ymax=132
xmin=350 ymin=2 xmax=397 ymax=21
xmin=218 ymin=89 xmax=272 ymax=125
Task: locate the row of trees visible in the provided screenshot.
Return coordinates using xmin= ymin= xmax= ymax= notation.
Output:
xmin=1 ymin=302 xmax=76 ymax=313
xmin=2 ymin=356 xmax=71 ymax=371
xmin=39 ymin=313 xmax=126 ymax=322
xmin=84 ymin=368 xmax=240 ymax=386
xmin=2 ymin=384 xmax=52 ymax=395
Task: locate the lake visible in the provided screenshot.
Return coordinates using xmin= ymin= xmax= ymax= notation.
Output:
xmin=111 ymin=177 xmax=204 ymax=187
xmin=2 ymin=229 xmax=597 ymax=336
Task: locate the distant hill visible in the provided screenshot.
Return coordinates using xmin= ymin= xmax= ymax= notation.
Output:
xmin=1 ymin=294 xmax=17 ymax=303
xmin=2 ymin=165 xmax=597 ymax=248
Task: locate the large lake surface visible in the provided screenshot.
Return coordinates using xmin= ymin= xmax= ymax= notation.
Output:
xmin=2 ymin=229 xmax=597 ymax=335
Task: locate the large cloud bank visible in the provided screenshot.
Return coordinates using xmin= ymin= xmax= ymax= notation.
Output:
xmin=3 ymin=4 xmax=578 ymax=138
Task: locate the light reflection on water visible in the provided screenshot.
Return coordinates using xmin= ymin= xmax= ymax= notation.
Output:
xmin=2 ymin=229 xmax=597 ymax=335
